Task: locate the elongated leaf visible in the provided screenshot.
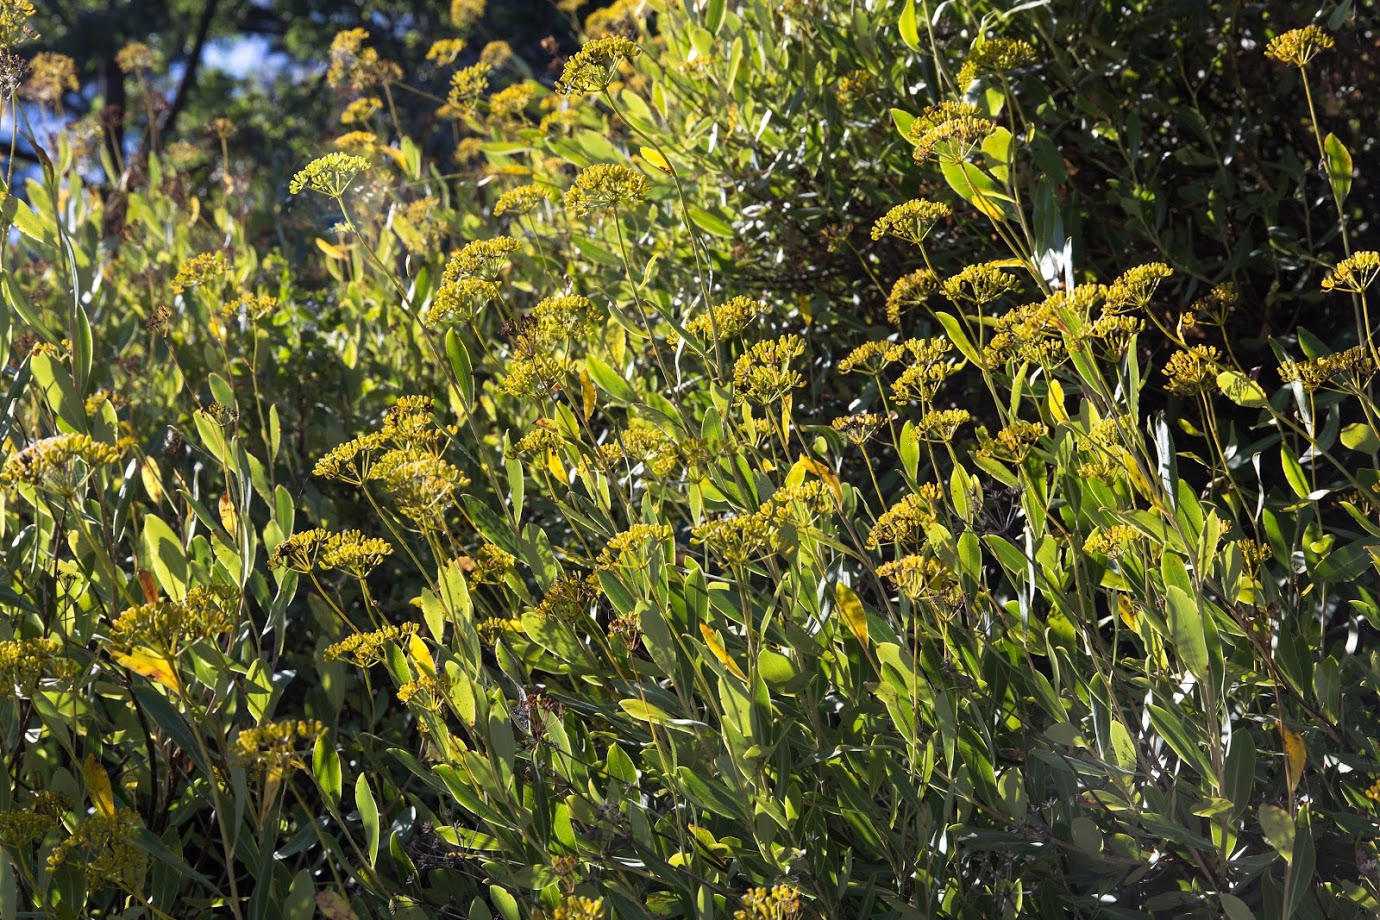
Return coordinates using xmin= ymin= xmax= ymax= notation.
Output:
xmin=1216 ymin=370 xmax=1268 ymax=408
xmin=1165 ymin=585 xmax=1209 ymax=682
xmin=898 ymin=0 xmax=920 ymax=50
xmin=1323 ymin=133 xmax=1352 ymax=205
xmin=355 ymin=774 xmax=379 ymax=867
xmin=834 ymin=581 xmax=869 ymax=645
xmin=1259 ymin=804 xmax=1294 ymax=864
xmin=313 ymin=735 xmax=342 ymax=806
xmin=83 ymin=754 xmax=115 ymax=817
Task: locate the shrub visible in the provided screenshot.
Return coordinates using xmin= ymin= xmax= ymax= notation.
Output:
xmin=0 ymin=1 xmax=1377 ymax=918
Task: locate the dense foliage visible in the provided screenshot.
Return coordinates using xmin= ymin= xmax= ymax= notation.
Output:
xmin=1 ymin=0 xmax=1378 ymax=918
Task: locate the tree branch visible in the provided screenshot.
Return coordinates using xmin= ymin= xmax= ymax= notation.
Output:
xmin=159 ymin=0 xmax=223 ymax=137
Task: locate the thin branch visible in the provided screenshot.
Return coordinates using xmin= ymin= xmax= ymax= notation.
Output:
xmin=160 ymin=0 xmax=224 ymax=136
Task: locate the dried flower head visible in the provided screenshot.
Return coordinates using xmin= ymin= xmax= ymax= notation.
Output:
xmin=20 ymin=52 xmax=77 ymax=105
xmin=109 ymin=586 xmax=237 ymax=655
xmin=733 ymin=334 xmax=807 ymax=404
xmin=1264 ymin=25 xmax=1333 ymax=68
xmin=556 ymin=37 xmax=642 ymax=95
xmin=534 ymin=572 xmax=602 ymax=622
xmin=564 ymin=163 xmax=650 ymax=215
xmin=1321 ymin=252 xmax=1380 ymax=294
xmin=872 ymin=199 xmax=951 ymax=245
xmin=289 ymin=153 xmax=369 ymax=197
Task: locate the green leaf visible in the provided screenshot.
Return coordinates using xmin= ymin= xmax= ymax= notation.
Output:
xmin=890 ymin=107 xmax=916 ymax=141
xmin=284 ymin=869 xmax=315 ymax=920
xmin=313 ymin=735 xmax=341 ymax=806
xmin=1280 ymin=445 xmax=1310 ymax=499
xmin=1216 ymin=370 xmax=1268 ymax=408
xmin=142 ymin=515 xmax=188 ymax=601
xmin=30 ymin=352 xmax=86 ymax=434
xmin=1323 ymin=133 xmax=1352 ymax=205
xmin=704 ymin=0 xmax=726 ymax=34
xmin=585 ymin=354 xmax=636 ymax=403
xmin=354 ymin=774 xmax=379 ymax=867
xmin=934 ymin=312 xmax=981 ymax=366
xmin=445 ymin=330 xmax=474 ymax=406
xmin=687 ymin=206 xmax=734 ymax=237
xmin=940 ymin=160 xmax=1015 ymax=220
xmin=757 ymin=649 xmax=798 ymax=684
xmin=898 ymin=0 xmax=920 ymax=51
xmin=1165 ymin=585 xmax=1209 ymax=682
xmin=618 ymin=698 xmax=673 ymax=724
xmin=1340 ymin=422 xmax=1380 ymax=454
xmin=1259 ymin=804 xmax=1294 ymax=864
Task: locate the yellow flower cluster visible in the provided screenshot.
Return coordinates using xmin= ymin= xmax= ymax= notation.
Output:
xmin=831 ymin=412 xmax=888 ymax=446
xmin=957 ymin=36 xmax=1038 ymax=89
xmin=915 ymin=408 xmax=971 ymax=442
xmin=908 ymin=101 xmax=997 ymax=165
xmin=470 ymin=543 xmax=517 ymax=583
xmin=1264 ymin=25 xmax=1333 ymax=68
xmin=1279 ymin=345 xmax=1375 ymax=394
xmin=867 ymin=493 xmax=939 ymax=549
xmin=892 ymin=338 xmax=959 ymax=405
xmin=672 ymin=295 xmax=766 ymax=345
xmin=0 ymin=0 xmax=36 ymax=49
xmin=289 ymin=153 xmax=370 ymax=197
xmin=494 ymin=183 xmax=556 ymax=217
xmin=232 ymin=720 xmax=327 ymax=777
xmin=426 ymin=38 xmax=467 ymax=66
xmin=340 ymin=96 xmax=382 ymax=125
xmin=733 ymin=334 xmax=806 ymax=405
xmin=886 ymin=268 xmax=940 ymax=325
xmin=115 ymin=42 xmax=158 ymax=73
xmin=324 ymin=623 xmax=419 ymax=667
xmin=20 ymin=52 xmax=77 ymax=105
xmin=550 ymin=896 xmax=607 ymax=920
xmin=534 ymin=572 xmax=603 ymax=622
xmin=758 ymin=480 xmax=833 ymax=527
xmin=47 ymin=810 xmax=145 ymax=889
xmin=1083 ymin=524 xmax=1142 ymax=558
xmin=327 ymin=29 xmax=400 ymax=91
xmin=534 ymin=293 xmax=603 ymax=342
xmin=0 ymin=792 xmax=69 ymax=847
xmin=556 ymin=37 xmax=642 ymax=95
xmin=109 ymin=585 xmax=238 ymax=654
xmin=597 ymin=523 xmax=673 ymax=571
xmin=171 ymin=251 xmax=229 ymax=294
xmin=871 ymin=199 xmax=951 ymax=245
xmin=441 ymin=62 xmax=491 ymax=119
xmin=877 ymin=554 xmax=958 ymax=601
xmin=838 ymin=339 xmax=904 ymax=376
xmin=0 ymin=636 xmax=75 ymax=698
xmin=267 ymin=529 xmax=393 ymax=577
xmin=941 ymin=262 xmax=1022 ymax=306
xmin=564 ymin=163 xmax=650 ymax=215
xmin=1162 ymin=345 xmax=1222 ymax=396
xmin=977 ymin=420 xmax=1048 ymax=462
xmin=692 ymin=513 xmax=781 ymax=565
xmin=2 ymin=433 xmax=120 ymax=494
xmin=734 ymin=885 xmax=802 ymax=920
xmin=427 ymin=236 xmax=521 ymax=326
xmin=1321 ymin=251 xmax=1380 ymax=294
xmin=1102 ymin=262 xmax=1172 ymax=313
xmin=490 ymin=82 xmax=539 ymax=120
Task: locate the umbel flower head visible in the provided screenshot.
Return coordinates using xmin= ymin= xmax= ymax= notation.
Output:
xmin=47 ymin=810 xmax=145 ymax=890
xmin=440 ymin=62 xmax=490 ymax=118
xmin=20 ymin=52 xmax=77 ymax=105
xmin=670 ymin=295 xmax=766 ymax=345
xmin=1163 ymin=345 xmax=1223 ymax=396
xmin=871 ymin=199 xmax=951 ymax=245
xmin=1 ymin=433 xmax=120 ymax=496
xmin=289 ymin=153 xmax=370 ymax=197
xmin=0 ymin=0 xmax=37 ymax=50
xmin=908 ymin=101 xmax=997 ymax=164
xmin=957 ymin=36 xmax=1038 ymax=89
xmin=556 ymin=37 xmax=642 ymax=94
xmin=1322 ymin=251 xmax=1380 ymax=294
xmin=1264 ymin=25 xmax=1333 ymax=68
xmin=733 ymin=334 xmax=807 ymax=404
xmin=494 ymin=183 xmax=555 ymax=217
xmin=734 ymin=885 xmax=803 ymax=920
xmin=564 ymin=163 xmax=650 ymax=215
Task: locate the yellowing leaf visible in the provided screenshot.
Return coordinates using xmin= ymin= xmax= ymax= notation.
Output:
xmin=408 ymin=633 xmax=436 ymax=677
xmin=834 ymin=581 xmax=869 ymax=645
xmin=1217 ymin=370 xmax=1269 ymax=408
xmin=1047 ymin=378 xmax=1068 ymax=423
xmin=1279 ymin=720 xmax=1306 ymax=798
xmin=639 ymin=146 xmax=674 ymax=175
xmin=315 ymin=891 xmax=360 ymax=920
xmin=84 ymin=753 xmax=116 ymax=818
xmin=786 ymin=455 xmax=842 ymax=501
xmin=218 ymin=492 xmax=238 ymax=537
xmin=579 ymin=368 xmax=596 ymax=422
xmin=113 ymin=648 xmax=183 ymax=695
xmin=699 ymin=623 xmax=747 ymax=681
xmin=315 ymin=237 xmax=349 ymax=260
xmin=546 ymin=449 xmax=569 ymax=486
